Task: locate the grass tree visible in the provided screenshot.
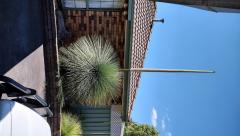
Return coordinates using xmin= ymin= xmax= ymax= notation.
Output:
xmin=61 ymin=113 xmax=82 ymax=136
xmin=59 ymin=35 xmax=214 ymax=106
xmin=59 ymin=36 xmax=120 ymax=106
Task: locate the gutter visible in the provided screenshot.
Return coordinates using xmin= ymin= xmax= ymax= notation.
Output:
xmin=122 ymin=0 xmax=134 ymax=122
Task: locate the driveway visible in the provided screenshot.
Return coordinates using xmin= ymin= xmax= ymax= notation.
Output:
xmin=0 ymin=0 xmax=46 ymax=99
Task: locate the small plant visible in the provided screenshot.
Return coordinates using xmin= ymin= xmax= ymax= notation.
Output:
xmin=59 ymin=36 xmax=120 ymax=105
xmin=124 ymin=122 xmax=159 ymax=136
xmin=61 ymin=113 xmax=82 ymax=136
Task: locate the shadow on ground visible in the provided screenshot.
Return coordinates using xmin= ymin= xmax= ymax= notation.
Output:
xmin=0 ymin=0 xmax=44 ymax=74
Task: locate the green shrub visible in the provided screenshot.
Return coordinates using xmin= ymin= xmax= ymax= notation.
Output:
xmin=124 ymin=122 xmax=159 ymax=136
xmin=61 ymin=113 xmax=82 ymax=136
xmin=59 ymin=36 xmax=120 ymax=105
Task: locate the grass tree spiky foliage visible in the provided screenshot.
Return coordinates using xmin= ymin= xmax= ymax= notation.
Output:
xmin=61 ymin=113 xmax=82 ymax=136
xmin=59 ymin=36 xmax=120 ymax=105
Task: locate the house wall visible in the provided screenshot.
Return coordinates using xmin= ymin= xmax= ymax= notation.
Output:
xmin=63 ymin=9 xmax=127 ymax=67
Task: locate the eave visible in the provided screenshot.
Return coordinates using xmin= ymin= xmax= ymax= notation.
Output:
xmin=122 ymin=0 xmax=134 ymax=122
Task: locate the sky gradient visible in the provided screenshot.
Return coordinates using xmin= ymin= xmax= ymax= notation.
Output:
xmin=131 ymin=2 xmax=240 ymax=136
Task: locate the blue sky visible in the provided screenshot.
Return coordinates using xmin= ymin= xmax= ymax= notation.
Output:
xmin=131 ymin=2 xmax=240 ymax=136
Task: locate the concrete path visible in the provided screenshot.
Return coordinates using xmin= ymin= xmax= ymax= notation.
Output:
xmin=0 ymin=0 xmax=46 ymax=98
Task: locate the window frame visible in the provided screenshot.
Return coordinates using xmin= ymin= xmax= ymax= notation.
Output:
xmin=61 ymin=0 xmax=124 ymax=11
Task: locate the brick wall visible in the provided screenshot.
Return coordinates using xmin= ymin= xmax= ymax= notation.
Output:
xmin=63 ymin=9 xmax=127 ymax=67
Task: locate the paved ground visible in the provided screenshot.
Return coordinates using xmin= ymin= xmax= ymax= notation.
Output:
xmin=0 ymin=0 xmax=44 ymax=74
xmin=0 ymin=0 xmax=46 ymax=98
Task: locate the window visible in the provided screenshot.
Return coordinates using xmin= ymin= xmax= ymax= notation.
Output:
xmin=63 ymin=0 xmax=124 ymax=9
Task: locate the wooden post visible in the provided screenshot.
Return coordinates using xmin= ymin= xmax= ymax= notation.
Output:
xmin=42 ymin=0 xmax=61 ymax=136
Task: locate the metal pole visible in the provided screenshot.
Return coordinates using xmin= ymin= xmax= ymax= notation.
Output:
xmin=120 ymin=68 xmax=215 ymax=73
xmin=153 ymin=18 xmax=165 ymax=23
